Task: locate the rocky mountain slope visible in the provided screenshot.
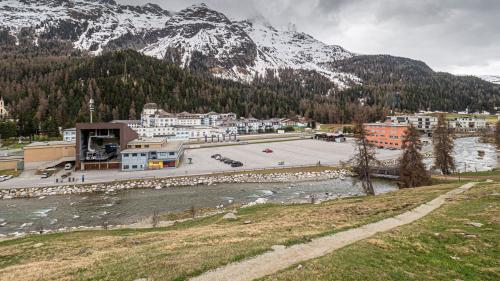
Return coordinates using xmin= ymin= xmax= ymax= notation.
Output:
xmin=0 ymin=0 xmax=357 ymax=87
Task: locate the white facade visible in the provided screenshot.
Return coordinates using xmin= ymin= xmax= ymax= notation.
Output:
xmin=386 ymin=115 xmax=437 ymax=132
xmin=120 ymin=103 xmax=287 ymax=141
xmin=62 ymin=128 xmax=76 ymax=142
xmin=449 ymin=117 xmax=487 ymax=131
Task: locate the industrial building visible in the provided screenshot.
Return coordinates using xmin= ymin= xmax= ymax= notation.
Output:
xmin=75 ymin=122 xmax=138 ymax=170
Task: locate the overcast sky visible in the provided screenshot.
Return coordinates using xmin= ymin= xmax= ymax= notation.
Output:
xmin=118 ymin=0 xmax=500 ymax=76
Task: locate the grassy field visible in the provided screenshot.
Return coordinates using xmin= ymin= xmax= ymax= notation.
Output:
xmin=434 ymin=169 xmax=500 ymax=181
xmin=0 ymin=183 xmax=461 ymax=281
xmin=318 ymin=124 xmax=354 ymax=132
xmin=0 ymin=169 xmax=20 ymax=177
xmin=439 ymin=113 xmax=499 ymax=124
xmin=261 ymin=182 xmax=500 ymax=281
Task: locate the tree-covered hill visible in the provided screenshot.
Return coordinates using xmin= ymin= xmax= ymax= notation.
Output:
xmin=0 ymin=42 xmax=498 ymax=137
xmin=0 ymin=46 xmax=384 ymax=136
xmin=330 ymin=55 xmax=500 ymax=112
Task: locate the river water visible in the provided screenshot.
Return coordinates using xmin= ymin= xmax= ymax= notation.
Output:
xmin=424 ymin=137 xmax=498 ymax=172
xmin=0 ymin=178 xmax=396 ymax=236
xmin=1 ymin=137 xmax=496 ymax=237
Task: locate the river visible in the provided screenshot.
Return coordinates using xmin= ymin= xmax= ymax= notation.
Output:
xmin=1 ymin=137 xmax=496 ymax=237
xmin=0 ymin=178 xmax=396 ymax=236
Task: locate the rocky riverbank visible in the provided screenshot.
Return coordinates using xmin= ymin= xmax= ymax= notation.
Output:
xmin=0 ymin=169 xmax=351 ymax=200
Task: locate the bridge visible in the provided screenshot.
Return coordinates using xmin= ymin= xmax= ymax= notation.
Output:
xmin=372 ymin=166 xmax=400 ymax=179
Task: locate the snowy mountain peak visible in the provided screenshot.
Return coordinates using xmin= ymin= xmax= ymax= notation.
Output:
xmin=0 ymin=0 xmax=359 ymax=87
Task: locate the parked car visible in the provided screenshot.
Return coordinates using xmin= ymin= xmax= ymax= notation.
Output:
xmin=4 ymin=175 xmax=13 ymax=180
xmin=41 ymin=173 xmax=49 ymax=179
xmin=231 ymin=161 xmax=243 ymax=167
xmin=211 ymin=154 xmax=221 ymax=159
xmin=262 ymin=148 xmax=273 ymax=153
xmin=223 ymin=159 xmax=234 ymax=164
xmin=215 ymin=155 xmax=223 ymax=160
xmin=64 ymin=163 xmax=72 ymax=170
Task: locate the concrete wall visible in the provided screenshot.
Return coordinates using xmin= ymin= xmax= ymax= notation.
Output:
xmin=23 ymin=144 xmax=75 ymax=169
xmin=0 ymin=159 xmax=20 ymax=170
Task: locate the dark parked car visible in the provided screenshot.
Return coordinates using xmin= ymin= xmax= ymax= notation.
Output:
xmin=231 ymin=161 xmax=243 ymax=167
xmin=211 ymin=154 xmax=221 ymax=159
xmin=223 ymin=158 xmax=234 ymax=164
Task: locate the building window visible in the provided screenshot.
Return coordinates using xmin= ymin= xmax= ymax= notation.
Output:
xmin=132 ymin=165 xmax=138 ymax=169
xmin=169 ymin=152 xmax=175 ymax=156
xmin=141 ymin=153 xmax=146 ymax=157
xmin=123 ymin=154 xmax=129 ymax=158
xmin=132 ymin=153 xmax=138 ymax=157
xmin=123 ymin=165 xmax=129 ymax=170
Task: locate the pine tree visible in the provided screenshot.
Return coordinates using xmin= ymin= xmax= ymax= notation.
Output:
xmin=433 ymin=114 xmax=455 ymax=174
xmin=350 ymin=111 xmax=376 ymax=195
xmin=398 ymin=125 xmax=431 ymax=188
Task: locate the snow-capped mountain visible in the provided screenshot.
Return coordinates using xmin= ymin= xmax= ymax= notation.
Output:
xmin=0 ymin=0 xmax=357 ymax=86
xmin=479 ymin=75 xmax=500 ymax=85
xmin=0 ymin=0 xmax=171 ymax=53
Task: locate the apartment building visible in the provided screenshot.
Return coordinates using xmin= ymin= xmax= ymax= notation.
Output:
xmin=448 ymin=117 xmax=487 ymax=131
xmin=364 ymin=123 xmax=409 ymax=149
xmin=62 ymin=128 xmax=76 ymax=142
xmin=385 ymin=115 xmax=437 ymax=134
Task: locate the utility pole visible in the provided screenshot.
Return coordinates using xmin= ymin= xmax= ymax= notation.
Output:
xmin=89 ymin=98 xmax=95 ymax=123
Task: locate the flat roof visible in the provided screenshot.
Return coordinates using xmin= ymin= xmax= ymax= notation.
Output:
xmin=121 ymin=141 xmax=184 ymax=154
xmin=128 ymin=137 xmax=168 ymax=145
xmin=364 ymin=123 xmax=409 ymax=127
xmin=25 ymin=141 xmax=76 ymax=148
xmin=111 ymin=120 xmax=141 ymax=124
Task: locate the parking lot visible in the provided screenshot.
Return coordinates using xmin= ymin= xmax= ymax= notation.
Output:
xmin=182 ymin=139 xmax=399 ymax=172
xmin=0 ymin=139 xmax=401 ymax=189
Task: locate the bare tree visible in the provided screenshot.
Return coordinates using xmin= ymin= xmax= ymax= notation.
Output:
xmin=189 ymin=205 xmax=196 ymax=219
xmin=151 ymin=209 xmax=160 ymax=228
xmin=495 ymin=120 xmax=500 ymax=149
xmin=398 ymin=125 xmax=431 ymax=188
xmin=350 ymin=112 xmax=376 ymax=195
xmin=433 ymin=114 xmax=455 ymax=174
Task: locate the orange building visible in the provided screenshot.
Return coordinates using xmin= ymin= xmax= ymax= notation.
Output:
xmin=363 ymin=123 xmax=409 ymax=149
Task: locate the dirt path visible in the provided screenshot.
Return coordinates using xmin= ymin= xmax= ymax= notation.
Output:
xmin=191 ymin=182 xmax=478 ymax=281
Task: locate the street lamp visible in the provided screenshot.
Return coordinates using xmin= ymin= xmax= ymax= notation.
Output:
xmin=89 ymin=98 xmax=95 ymax=123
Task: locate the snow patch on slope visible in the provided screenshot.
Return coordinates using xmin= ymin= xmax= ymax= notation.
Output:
xmin=479 ymin=75 xmax=500 ymax=84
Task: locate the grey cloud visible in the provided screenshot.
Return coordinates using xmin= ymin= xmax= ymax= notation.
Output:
xmin=118 ymin=0 xmax=500 ymax=75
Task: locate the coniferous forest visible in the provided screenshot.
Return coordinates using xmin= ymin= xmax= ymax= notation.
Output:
xmin=0 ymin=40 xmax=499 ymax=137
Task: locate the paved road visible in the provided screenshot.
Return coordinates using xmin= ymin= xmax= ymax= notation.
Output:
xmin=191 ymin=182 xmax=478 ymax=281
xmin=0 ymin=139 xmax=401 ymax=189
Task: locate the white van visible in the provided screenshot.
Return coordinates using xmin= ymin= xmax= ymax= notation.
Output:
xmin=64 ymin=163 xmax=72 ymax=170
